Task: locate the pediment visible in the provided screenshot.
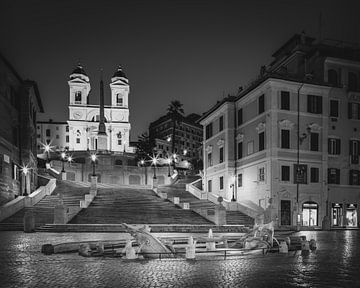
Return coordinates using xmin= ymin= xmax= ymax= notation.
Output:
xmin=279 ymin=119 xmax=294 ymax=129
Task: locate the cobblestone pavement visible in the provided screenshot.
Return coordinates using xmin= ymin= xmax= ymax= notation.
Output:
xmin=0 ymin=231 xmax=359 ymax=287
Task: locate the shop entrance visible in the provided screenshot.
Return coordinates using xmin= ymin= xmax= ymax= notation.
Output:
xmin=346 ymin=204 xmax=358 ymax=227
xmin=332 ymin=203 xmax=343 ymax=226
xmin=302 ymin=201 xmax=318 ymax=226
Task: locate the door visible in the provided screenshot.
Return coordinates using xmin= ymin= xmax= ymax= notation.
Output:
xmin=302 ymin=202 xmax=318 ymax=226
xmin=280 ymin=200 xmax=291 ymax=226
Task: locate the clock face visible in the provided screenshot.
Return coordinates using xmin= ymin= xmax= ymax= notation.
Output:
xmin=73 ymin=111 xmax=83 ymax=120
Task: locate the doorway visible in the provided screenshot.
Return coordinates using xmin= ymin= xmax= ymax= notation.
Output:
xmin=280 ymin=200 xmax=291 ymax=226
xmin=302 ymin=201 xmax=318 ymax=226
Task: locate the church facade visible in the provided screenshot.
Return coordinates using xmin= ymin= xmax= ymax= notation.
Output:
xmin=67 ymin=64 xmax=134 ymax=153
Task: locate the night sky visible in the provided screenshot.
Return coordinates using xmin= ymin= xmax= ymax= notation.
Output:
xmin=1 ymin=0 xmax=359 ymax=140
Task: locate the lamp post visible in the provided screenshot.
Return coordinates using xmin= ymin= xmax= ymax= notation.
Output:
xmin=22 ymin=166 xmax=29 ymax=196
xmin=91 ymin=153 xmax=97 ymax=176
xmin=152 ymin=156 xmax=157 ymax=179
xmin=167 ymin=157 xmax=172 ymax=177
xmin=67 ymin=155 xmax=73 ymax=168
xmin=61 ymin=151 xmax=66 ymax=173
xmin=140 ymin=159 xmax=147 ymax=185
xmin=44 ymin=144 xmax=51 ymax=168
xmin=231 ymin=183 xmax=236 ymax=202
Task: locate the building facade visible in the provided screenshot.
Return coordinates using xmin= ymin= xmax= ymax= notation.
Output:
xmin=200 ymin=34 xmax=360 ymax=229
xmin=37 ymin=120 xmax=69 ymax=153
xmin=0 ymin=53 xmax=44 ymax=203
xmin=149 ymin=113 xmax=203 ymax=166
xmin=67 ymin=64 xmax=133 ymax=153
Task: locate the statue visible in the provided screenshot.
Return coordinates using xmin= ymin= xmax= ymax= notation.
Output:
xmin=122 ymin=223 xmax=175 ymax=258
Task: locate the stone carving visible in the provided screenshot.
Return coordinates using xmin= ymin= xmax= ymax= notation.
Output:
xmin=256 ymin=122 xmax=266 ymax=132
xmin=279 ymin=119 xmax=294 ymax=130
xmin=122 ymin=223 xmax=175 ymax=258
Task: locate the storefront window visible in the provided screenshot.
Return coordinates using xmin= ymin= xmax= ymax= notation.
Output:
xmin=346 ymin=204 xmax=358 ymax=227
xmin=302 ymin=202 xmax=318 ymax=226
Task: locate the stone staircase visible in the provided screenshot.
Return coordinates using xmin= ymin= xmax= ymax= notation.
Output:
xmin=0 ymin=181 xmax=89 ymax=231
xmin=70 ymin=187 xmax=212 ymax=225
xmin=158 ymin=183 xmax=255 ymax=227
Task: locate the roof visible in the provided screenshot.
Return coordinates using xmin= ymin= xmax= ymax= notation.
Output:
xmin=198 ymin=95 xmax=237 ymax=123
xmin=272 ymin=33 xmax=316 ymax=58
xmin=113 ymin=66 xmax=128 ymax=79
xmin=0 ymin=52 xmax=23 ymax=82
xmin=23 ymin=80 xmax=44 ymax=112
xmin=71 ymin=64 xmax=87 ymax=76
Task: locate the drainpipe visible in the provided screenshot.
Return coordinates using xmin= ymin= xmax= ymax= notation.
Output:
xmin=233 ymin=101 xmax=237 ymax=202
xmin=296 ymin=82 xmax=305 ymax=231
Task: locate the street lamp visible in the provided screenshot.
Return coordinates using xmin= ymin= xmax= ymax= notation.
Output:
xmin=60 ymin=151 xmax=66 ymax=173
xmin=166 ymin=157 xmax=172 ymax=177
xmin=21 ymin=165 xmax=29 ymax=196
xmin=67 ymin=155 xmax=73 ymax=167
xmin=151 ymin=156 xmax=157 ymax=179
xmin=90 ymin=153 xmax=97 ymax=176
xmin=44 ymin=144 xmax=51 ymax=164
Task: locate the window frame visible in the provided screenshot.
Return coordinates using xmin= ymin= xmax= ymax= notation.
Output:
xmin=280 ymin=91 xmax=290 ymax=110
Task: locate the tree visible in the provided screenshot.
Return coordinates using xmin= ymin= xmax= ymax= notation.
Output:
xmin=135 ymin=132 xmax=154 ymax=163
xmin=167 ymin=100 xmax=184 ymax=156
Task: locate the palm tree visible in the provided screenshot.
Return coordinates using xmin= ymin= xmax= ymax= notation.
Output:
xmin=167 ymin=100 xmax=184 ymax=156
xmin=135 ymin=132 xmax=154 ymax=163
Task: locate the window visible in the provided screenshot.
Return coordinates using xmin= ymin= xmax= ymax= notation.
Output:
xmin=116 ymin=93 xmax=123 ymax=106
xmin=219 ymin=147 xmax=224 ymax=163
xmin=307 ymin=95 xmax=322 ymax=114
xmin=348 ymin=72 xmax=358 ymax=91
xmin=310 ymin=133 xmax=319 ymax=151
xmin=310 ymin=167 xmax=319 ymax=183
xmin=56 ymin=135 xmax=59 ymax=139
xmin=349 ymin=170 xmax=360 ymax=185
xmin=328 ymin=168 xmax=340 ymax=184
xmin=46 ymin=129 xmax=51 ymax=137
xmin=115 ymin=159 xmax=123 ymax=166
xmin=37 ymin=134 xmax=40 ymax=139
xmin=76 ymin=138 xmax=80 ymax=144
xmin=258 ymin=167 xmax=265 ymax=182
xmin=118 ymin=139 xmax=122 ymax=145
xmin=66 ymin=126 xmax=69 ymax=132
xmin=281 ymin=91 xmax=290 ymax=110
xmin=281 ymin=166 xmax=290 ymax=181
xmin=328 ymin=138 xmax=341 ymax=155
xmin=350 ymin=140 xmax=360 ymax=164
xmin=330 ymin=100 xmax=339 ymax=117
xmin=281 ymin=130 xmax=290 ymax=149
xmin=219 ymin=116 xmax=223 ymax=132
xmin=66 ymin=135 xmax=69 ymax=143
xmin=294 ymin=164 xmax=308 ymax=184
xmin=348 ymin=102 xmax=360 ymax=119
xmin=207 ymin=152 xmax=212 ymax=167
xmin=237 ymin=109 xmax=243 ymax=126
xmin=219 ymin=176 xmax=224 ymax=190
xmin=328 ymin=69 xmax=338 ymax=86
xmin=237 ymin=142 xmax=243 ymax=159
xmin=205 ymin=123 xmax=213 ymax=139
xmin=238 ymin=174 xmax=242 ymax=187
xmin=208 ymin=180 xmax=212 ymax=192
xmin=247 ymin=141 xmax=254 ymax=155
xmin=258 ymin=94 xmax=265 ymax=114
xmin=75 ymin=91 xmax=82 ymax=103
xmin=259 ymin=132 xmax=265 ymax=151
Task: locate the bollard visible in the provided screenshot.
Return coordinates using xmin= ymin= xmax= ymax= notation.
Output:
xmin=206 ymin=229 xmax=216 ymax=251
xmin=301 ymin=240 xmax=310 ymax=256
xmin=279 ymin=241 xmax=289 ymax=253
xmin=23 ymin=210 xmax=35 ymax=233
xmin=309 ymin=239 xmax=317 ymax=251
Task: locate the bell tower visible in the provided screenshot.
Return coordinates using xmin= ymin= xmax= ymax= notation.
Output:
xmin=68 ymin=63 xmax=91 ymax=106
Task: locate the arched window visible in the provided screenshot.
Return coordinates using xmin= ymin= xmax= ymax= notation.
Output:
xmin=75 ymin=91 xmax=82 ymax=103
xmin=328 ymin=69 xmax=338 ymax=86
xmin=116 ymin=93 xmax=123 ymax=106
xmin=348 ymin=72 xmax=358 ymax=91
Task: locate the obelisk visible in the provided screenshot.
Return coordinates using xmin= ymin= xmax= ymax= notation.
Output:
xmin=97 ymin=69 xmax=107 ymax=151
